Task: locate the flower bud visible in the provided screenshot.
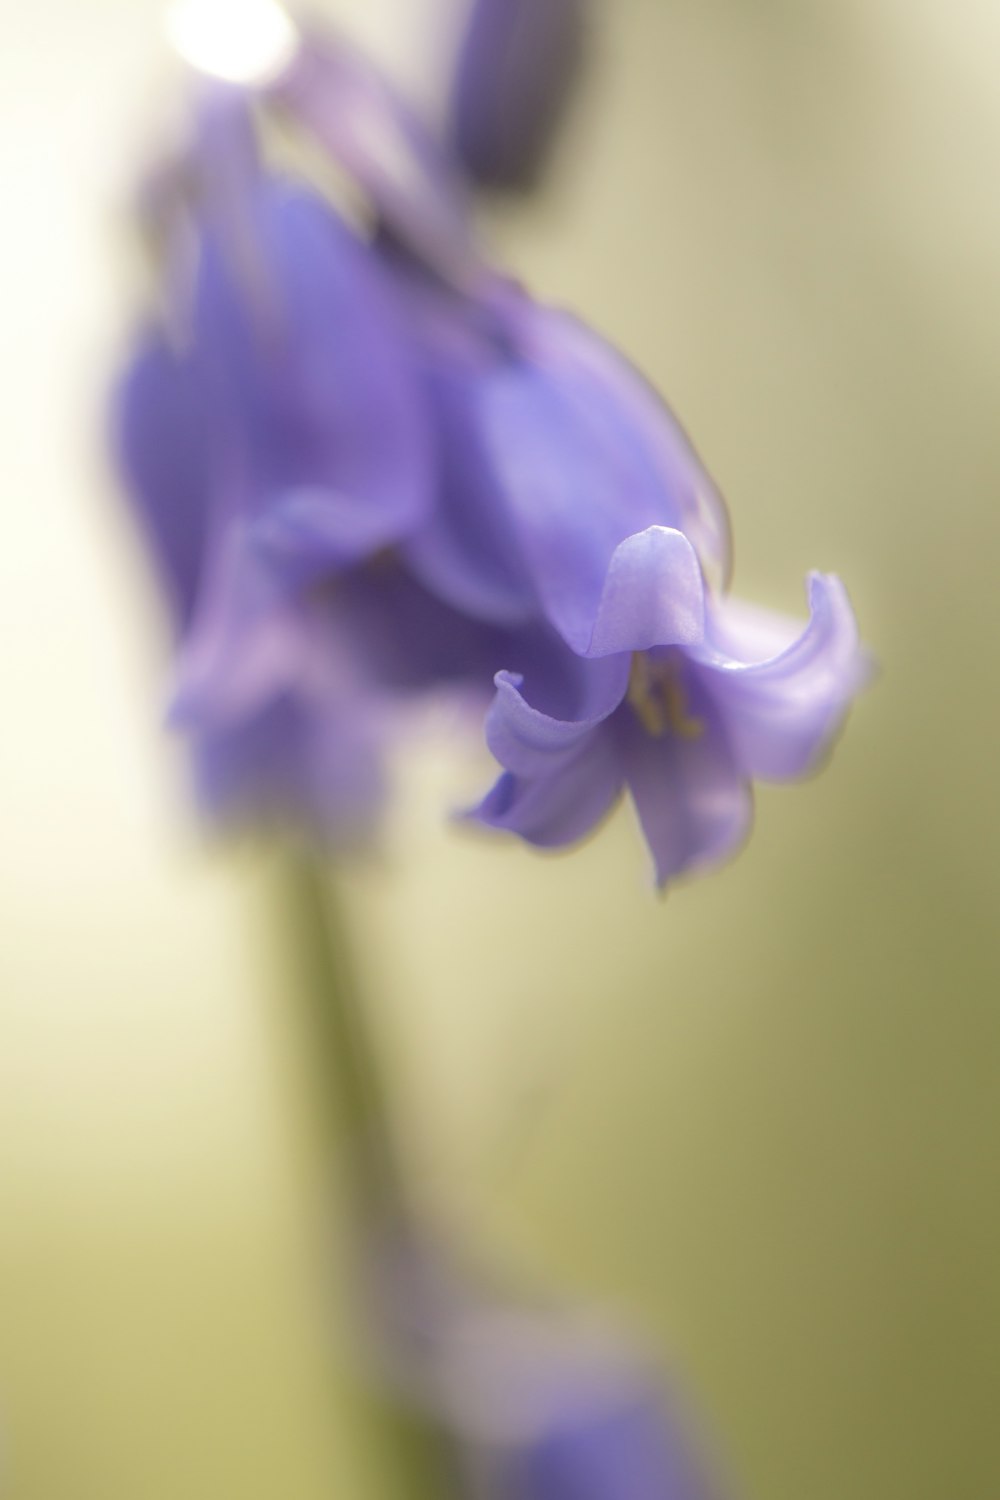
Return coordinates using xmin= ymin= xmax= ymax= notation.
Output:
xmin=450 ymin=0 xmax=590 ymax=192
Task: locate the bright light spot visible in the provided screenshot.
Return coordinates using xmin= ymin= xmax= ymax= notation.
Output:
xmin=165 ymin=0 xmax=299 ymax=86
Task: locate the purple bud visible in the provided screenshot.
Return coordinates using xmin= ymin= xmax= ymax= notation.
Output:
xmin=441 ymin=1305 xmax=725 ymax=1499
xmin=450 ymin=0 xmax=590 ymax=192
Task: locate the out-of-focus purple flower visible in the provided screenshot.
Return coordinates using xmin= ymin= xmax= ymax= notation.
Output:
xmin=371 ymin=254 xmax=540 ymax=628
xmin=114 ymin=329 xmax=387 ymax=837
xmin=472 ymin=567 xmax=868 ymax=888
xmin=118 ymin=88 xmax=436 ymax=646
xmin=363 ymin=1228 xmax=724 ymax=1499
xmin=116 ymin=331 xmax=212 ymax=632
xmin=193 ymin=678 xmax=387 ymax=843
xmin=192 ymin=97 xmax=431 ymax=574
xmin=380 ymin=269 xmax=729 ymax=635
xmin=113 ymin=87 xmax=453 ymax=841
xmin=470 ymin=1332 xmax=719 ymax=1494
xmin=448 ymin=1311 xmax=723 ymax=1499
xmin=449 ymin=0 xmax=590 ymax=192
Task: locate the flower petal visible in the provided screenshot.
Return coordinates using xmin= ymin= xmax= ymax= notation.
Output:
xmin=327 ymin=562 xmax=514 ymax=696
xmin=195 ymin=691 xmax=385 ymax=844
xmin=617 ymin=692 xmax=752 ymax=889
xmin=692 ymin=572 xmax=870 ymax=781
xmin=479 ymin=303 xmax=722 ymax=652
xmin=195 ymin=183 xmax=431 ymax=575
xmin=484 ymin=649 xmax=628 ymax=776
xmin=470 ymin=736 xmax=623 ymax=849
xmin=389 ymin=266 xmax=539 ymax=625
xmin=587 ymin=527 xmax=706 ymax=658
xmin=538 ymin=312 xmax=732 ymax=587
xmin=470 ymin=631 xmax=628 ymax=846
xmin=169 ymin=508 xmax=331 ymax=731
xmin=113 ymin=332 xmax=213 ymax=628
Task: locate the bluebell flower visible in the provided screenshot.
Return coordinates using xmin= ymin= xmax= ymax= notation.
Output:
xmin=117 ymin=312 xmax=505 ymax=835
xmin=345 ymin=269 xmax=866 ymax=885
xmin=387 ymin=278 xmax=732 ymax=634
xmin=121 ymin=90 xmax=436 ymax=663
xmin=113 ymin=88 xmax=489 ymax=839
xmin=115 ymin=319 xmax=387 ymax=838
xmin=449 ymin=0 xmax=591 ymax=192
xmin=369 ymin=254 xmax=541 ymax=627
xmin=192 ymin=673 xmax=388 ymax=844
xmin=393 ymin=286 xmax=864 ymax=885
xmin=472 ymin=570 xmax=866 ymax=888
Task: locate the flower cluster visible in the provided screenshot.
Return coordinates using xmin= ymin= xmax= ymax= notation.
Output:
xmin=114 ymin=23 xmax=867 ymax=887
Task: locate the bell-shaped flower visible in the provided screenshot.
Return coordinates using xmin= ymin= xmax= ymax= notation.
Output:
xmin=473 ymin=298 xmax=732 ymax=642
xmin=471 ymin=557 xmax=869 ymax=888
xmin=115 ymin=323 xmax=379 ymax=840
xmin=114 ymin=82 xmax=441 ymax=722
xmin=381 ymin=270 xmax=730 ymax=635
xmin=185 ymin=92 xmax=432 ymax=581
xmin=365 ymin=253 xmax=539 ymax=627
xmin=115 ymin=310 xmax=510 ymax=839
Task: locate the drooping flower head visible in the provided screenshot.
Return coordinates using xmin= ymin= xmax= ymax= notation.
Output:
xmin=113 ymin=16 xmax=868 ymax=882
xmin=361 ymin=268 xmax=869 ymax=887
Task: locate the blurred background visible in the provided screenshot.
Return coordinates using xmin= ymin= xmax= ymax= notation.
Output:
xmin=2 ymin=0 xmax=999 ymax=1496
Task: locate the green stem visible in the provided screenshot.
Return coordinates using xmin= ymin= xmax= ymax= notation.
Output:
xmin=277 ymin=842 xmax=406 ymax=1217
xmin=274 ymin=840 xmax=456 ymax=1498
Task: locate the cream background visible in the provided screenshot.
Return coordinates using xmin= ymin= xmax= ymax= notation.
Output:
xmin=1 ymin=0 xmax=999 ymax=1496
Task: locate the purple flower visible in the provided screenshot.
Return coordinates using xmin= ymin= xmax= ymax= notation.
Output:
xmin=382 ymin=271 xmax=730 ymax=633
xmin=363 ymin=1229 xmax=725 ymax=1500
xmin=362 ymin=283 xmax=867 ymax=886
xmin=112 ymin=89 xmax=456 ymax=840
xmin=472 ymin=567 xmax=867 ymax=888
xmin=118 ymin=89 xmax=438 ymax=681
xmin=450 ymin=1313 xmax=723 ymax=1499
xmin=449 ymin=0 xmax=591 ymax=192
xmin=114 ymin=30 xmax=869 ymax=875
xmin=193 ymin=678 xmax=387 ymax=844
xmin=371 ymin=254 xmax=540 ymax=627
xmin=114 ymin=329 xmax=386 ymax=837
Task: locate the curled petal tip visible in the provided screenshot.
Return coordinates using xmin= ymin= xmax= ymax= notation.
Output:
xmin=585 ymin=526 xmax=707 ymax=658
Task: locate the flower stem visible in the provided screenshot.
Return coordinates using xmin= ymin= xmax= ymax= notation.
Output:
xmin=277 ymin=842 xmax=406 ymax=1215
xmin=274 ymin=841 xmax=456 ymax=1497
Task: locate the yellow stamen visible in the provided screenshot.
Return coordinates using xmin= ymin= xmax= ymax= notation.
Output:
xmin=627 ymin=653 xmax=669 ymax=736
xmin=626 ymin=653 xmax=704 ymax=741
